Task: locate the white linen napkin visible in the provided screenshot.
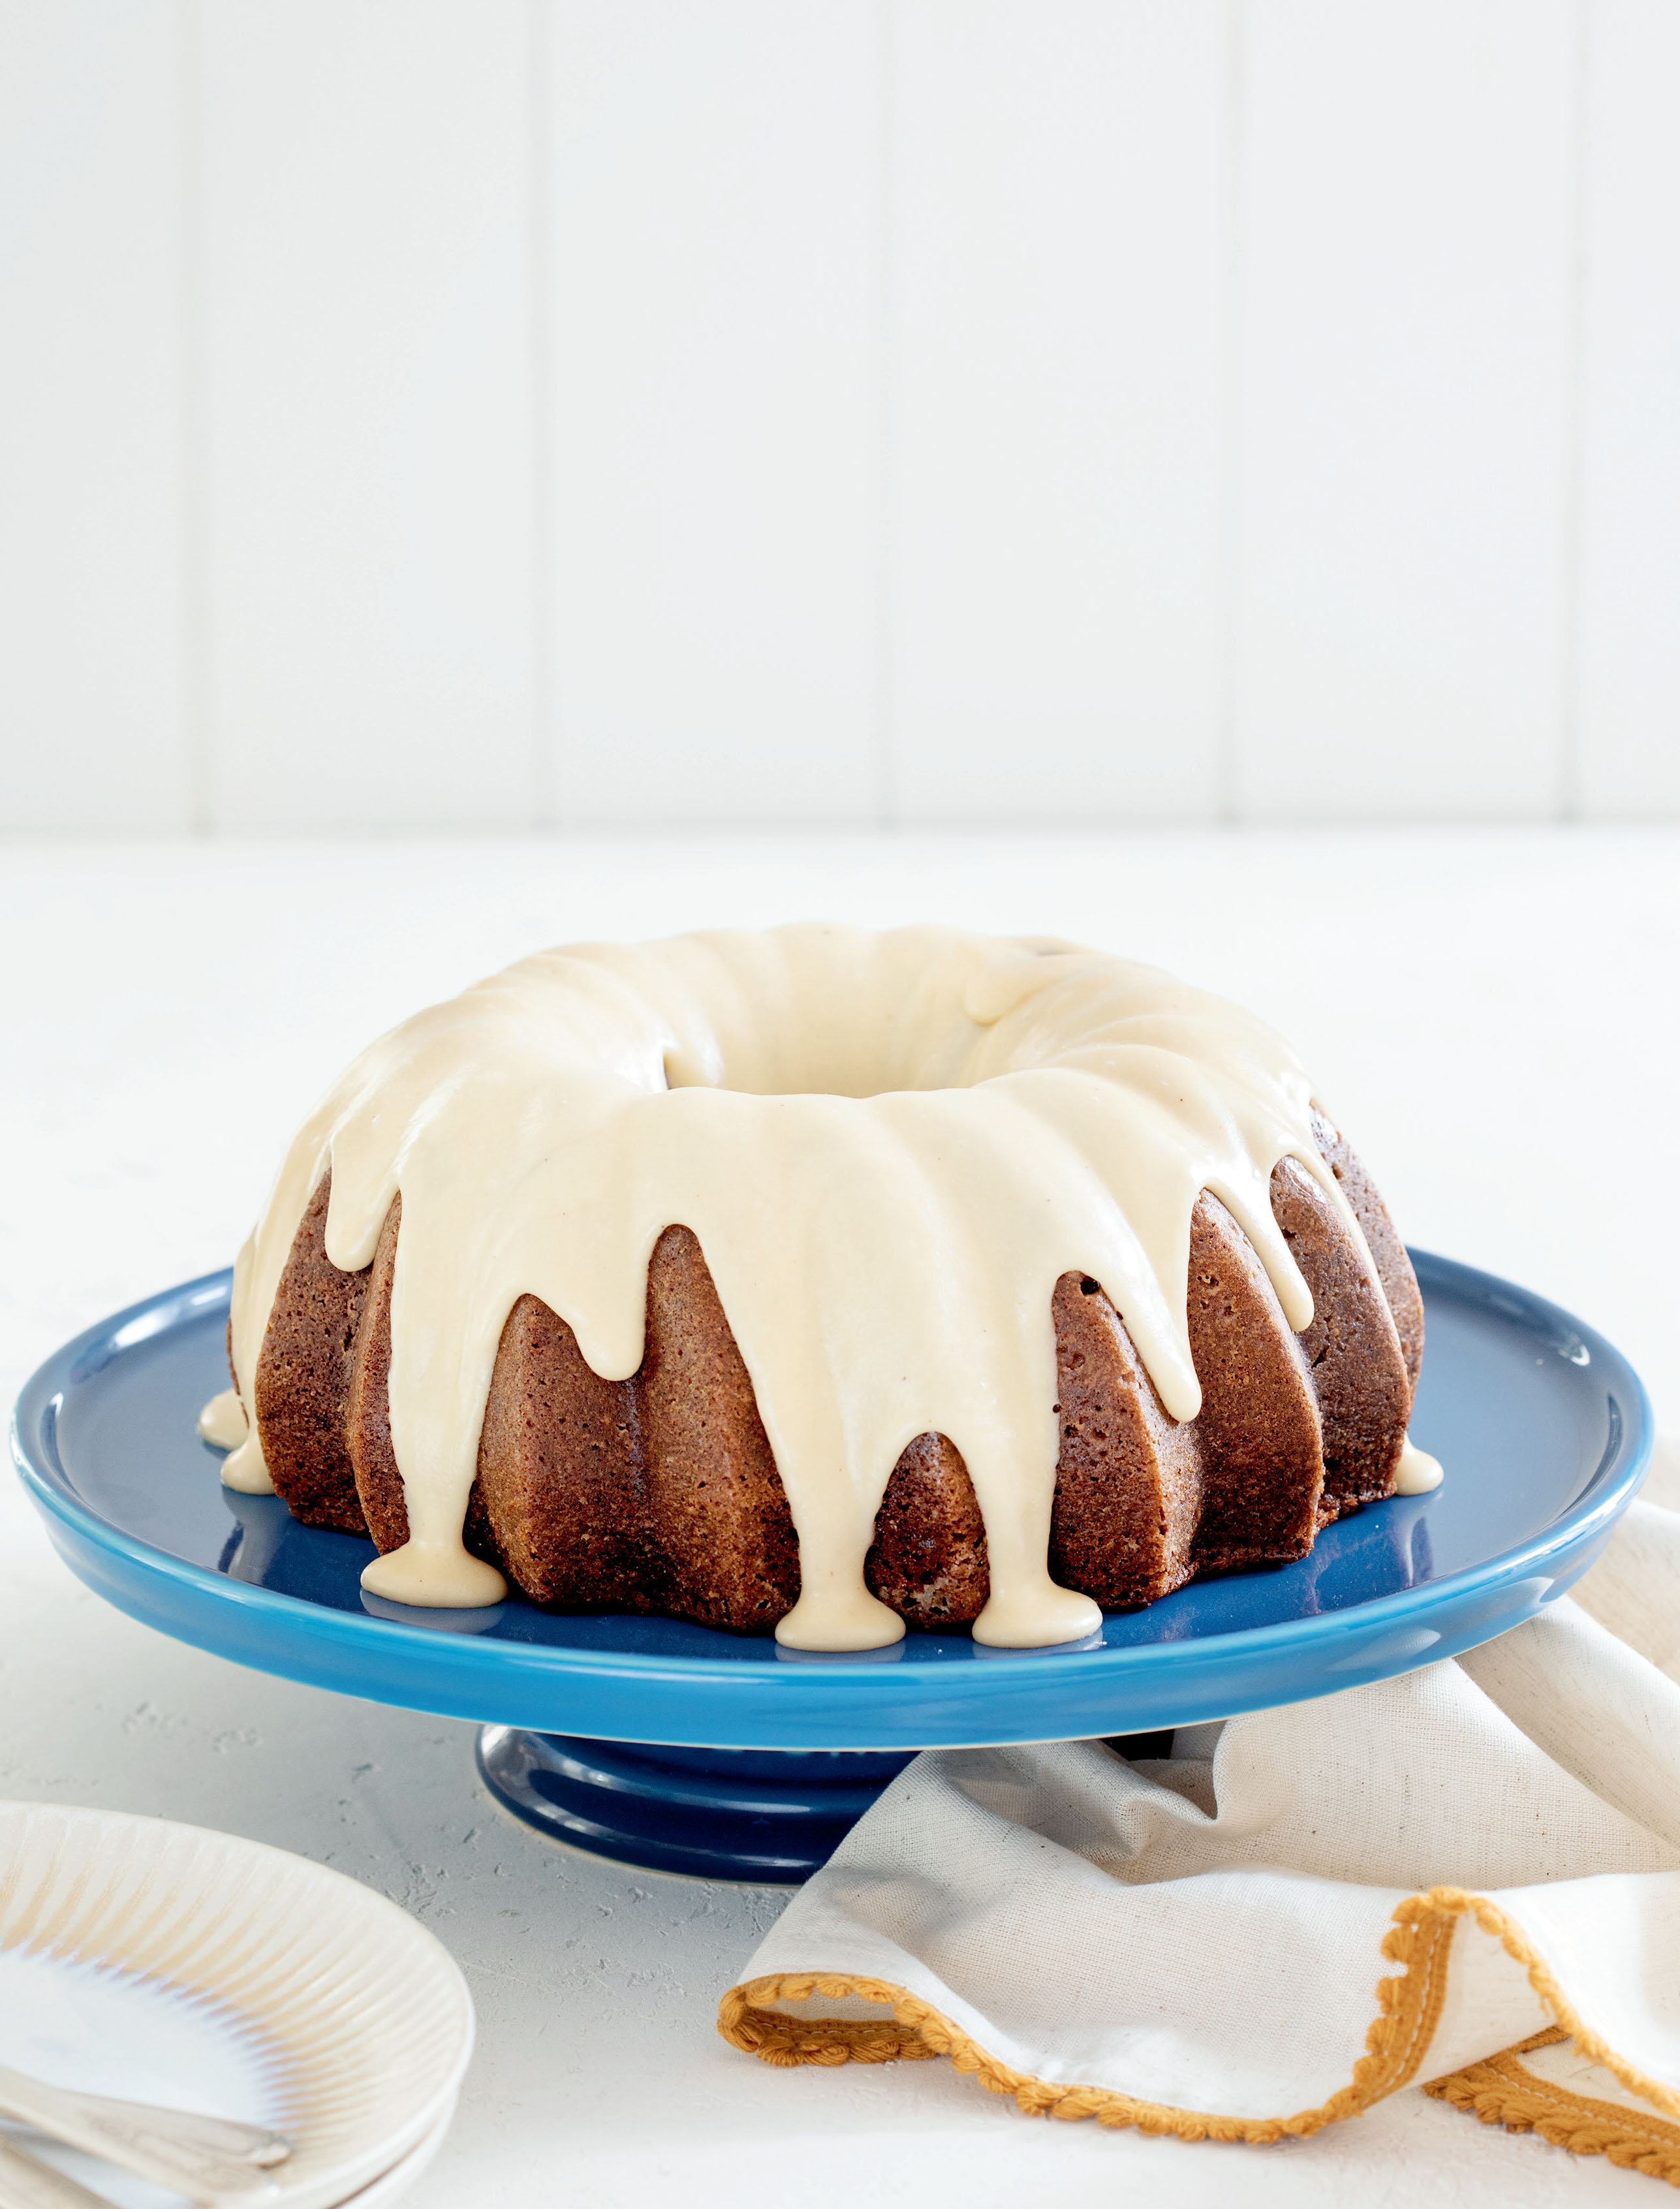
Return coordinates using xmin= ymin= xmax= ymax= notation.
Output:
xmin=720 ymin=1441 xmax=1680 ymax=2182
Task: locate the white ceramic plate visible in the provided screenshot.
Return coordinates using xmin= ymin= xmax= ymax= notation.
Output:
xmin=0 ymin=1802 xmax=473 ymax=2209
xmin=3 ymin=2104 xmax=456 ymax=2209
xmin=309 ymin=2092 xmax=453 ymax=2209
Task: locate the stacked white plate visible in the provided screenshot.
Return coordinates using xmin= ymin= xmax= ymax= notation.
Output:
xmin=0 ymin=1802 xmax=474 ymax=2208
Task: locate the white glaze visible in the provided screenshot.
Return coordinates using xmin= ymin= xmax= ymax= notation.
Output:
xmin=221 ymin=1429 xmax=272 ymax=1495
xmin=196 ymin=1388 xmax=249 ymax=1450
xmin=1394 ymin=1438 xmax=1445 ymax=1494
xmin=222 ymin=925 xmax=1400 ymax=1648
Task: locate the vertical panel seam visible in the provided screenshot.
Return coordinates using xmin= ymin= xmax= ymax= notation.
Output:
xmin=1213 ymin=0 xmax=1248 ymax=826
xmin=873 ymin=0 xmax=898 ymax=828
xmin=527 ymin=0 xmax=557 ymax=828
xmin=177 ymin=0 xmax=211 ymax=834
xmin=1558 ymin=0 xmax=1591 ymax=822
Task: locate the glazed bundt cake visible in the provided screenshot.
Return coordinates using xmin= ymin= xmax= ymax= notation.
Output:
xmin=202 ymin=926 xmax=1439 ymax=1651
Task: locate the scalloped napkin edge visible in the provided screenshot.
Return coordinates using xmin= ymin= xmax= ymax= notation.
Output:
xmin=719 ymin=1437 xmax=1680 ymax=2182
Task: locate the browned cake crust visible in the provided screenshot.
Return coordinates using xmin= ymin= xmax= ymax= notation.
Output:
xmin=240 ymin=1120 xmax=1423 ymax=1631
xmin=1270 ymin=1153 xmax=1412 ymax=1521
xmin=1182 ymin=1191 xmax=1324 ymax=1574
xmin=636 ymin=1225 xmax=801 ymax=1633
xmin=867 ymin=1434 xmax=991 ymax=1625
xmin=252 ymin=1173 xmax=370 ymax=1533
xmin=343 ymin=1194 xmax=404 ymax=1552
xmin=1313 ymin=1109 xmax=1424 ymax=1388
xmin=474 ymin=1289 xmax=644 ymax=1608
xmin=1045 ymin=1272 xmax=1202 ymax=1610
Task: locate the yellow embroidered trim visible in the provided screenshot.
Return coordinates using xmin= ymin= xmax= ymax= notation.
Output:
xmin=1426 ymin=2029 xmax=1680 ymax=2186
xmin=717 ymin=1885 xmax=1680 ymax=2151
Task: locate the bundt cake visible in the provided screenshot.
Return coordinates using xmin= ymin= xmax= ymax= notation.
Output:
xmin=201 ymin=925 xmax=1440 ymax=1651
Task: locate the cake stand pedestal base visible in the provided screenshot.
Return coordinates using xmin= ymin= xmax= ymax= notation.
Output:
xmin=476 ymin=1728 xmax=1180 ymax=1880
xmin=475 ymin=1728 xmax=920 ymax=1881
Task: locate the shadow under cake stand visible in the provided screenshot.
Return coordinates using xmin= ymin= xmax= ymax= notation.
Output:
xmin=12 ymin=1252 xmax=1651 ymax=1881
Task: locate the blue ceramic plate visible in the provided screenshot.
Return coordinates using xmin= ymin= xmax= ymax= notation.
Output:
xmin=10 ymin=1255 xmax=1650 ymax=1750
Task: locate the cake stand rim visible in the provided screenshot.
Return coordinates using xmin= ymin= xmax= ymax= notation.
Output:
xmin=9 ymin=1251 xmax=1652 ymax=1749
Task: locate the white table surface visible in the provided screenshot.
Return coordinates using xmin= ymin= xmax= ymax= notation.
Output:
xmin=3 ymin=826 xmax=1675 ymax=2208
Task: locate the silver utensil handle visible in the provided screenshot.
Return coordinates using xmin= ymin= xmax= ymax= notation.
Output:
xmin=0 ymin=2137 xmax=114 ymax=2209
xmin=0 ymin=2067 xmax=287 ymax=2206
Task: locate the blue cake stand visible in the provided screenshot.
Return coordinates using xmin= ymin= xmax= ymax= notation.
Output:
xmin=11 ymin=1253 xmax=1651 ymax=1881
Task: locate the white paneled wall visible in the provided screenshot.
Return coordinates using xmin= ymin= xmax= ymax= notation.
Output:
xmin=1235 ymin=0 xmax=1578 ymax=820
xmin=1 ymin=0 xmax=1677 ymax=831
xmin=198 ymin=0 xmax=536 ymax=829
xmin=549 ymin=2 xmax=880 ymax=824
xmin=1578 ymin=0 xmax=1680 ymax=815
xmin=0 ymin=1 xmax=190 ymax=829
xmin=892 ymin=1 xmax=1226 ymax=821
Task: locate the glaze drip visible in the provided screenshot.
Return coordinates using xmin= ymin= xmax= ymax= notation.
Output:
xmin=221 ymin=925 xmax=1397 ymax=1648
xmin=1394 ymin=1439 xmax=1444 ymax=1495
xmin=196 ymin=1388 xmax=249 ymax=1451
